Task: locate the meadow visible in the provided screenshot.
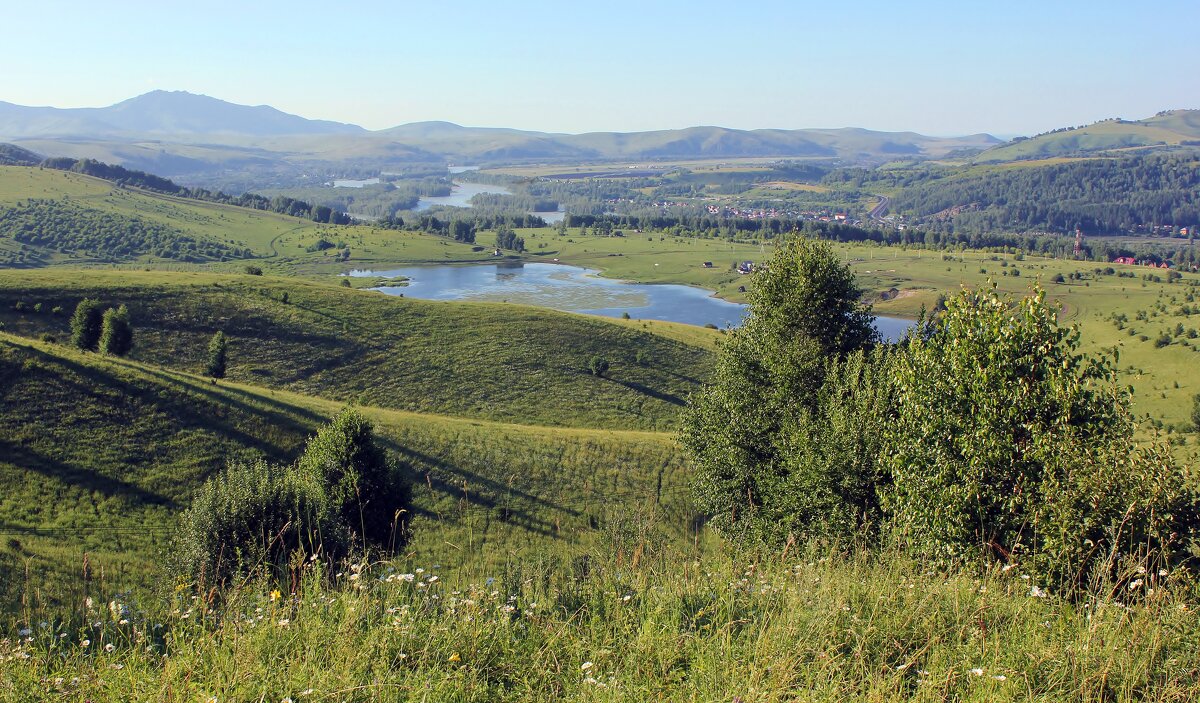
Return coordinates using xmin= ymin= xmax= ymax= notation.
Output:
xmin=0 ymin=333 xmax=698 ymax=612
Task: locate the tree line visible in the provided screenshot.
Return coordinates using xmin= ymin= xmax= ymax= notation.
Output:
xmin=39 ymin=158 xmax=352 ymax=224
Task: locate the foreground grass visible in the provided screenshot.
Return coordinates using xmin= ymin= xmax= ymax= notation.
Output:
xmin=2 ymin=546 xmax=1197 ymax=702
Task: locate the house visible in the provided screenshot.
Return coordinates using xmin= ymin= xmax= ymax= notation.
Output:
xmin=702 ymin=261 xmax=714 ymax=268
xmin=737 ymin=261 xmax=755 ymax=274
xmin=1113 ymin=256 xmax=1137 ymax=265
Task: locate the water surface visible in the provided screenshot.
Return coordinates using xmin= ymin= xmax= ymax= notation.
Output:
xmin=414 ymin=182 xmax=513 ymax=211
xmin=349 ymin=262 xmax=914 ymax=338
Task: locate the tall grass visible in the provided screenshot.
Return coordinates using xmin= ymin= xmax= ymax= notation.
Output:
xmin=3 ymin=534 xmax=1197 ymax=702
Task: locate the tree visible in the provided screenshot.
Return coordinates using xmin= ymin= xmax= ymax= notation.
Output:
xmin=1192 ymin=393 xmax=1200 ymax=432
xmin=206 ymin=331 xmax=228 ymax=379
xmin=881 ymin=286 xmax=1191 ymax=588
xmin=588 ymin=355 xmax=609 ymax=377
xmin=98 ymin=304 xmax=132 ymax=356
xmin=682 ymin=239 xmax=878 ymax=544
xmin=69 ymin=298 xmax=104 ymax=351
xmin=297 ymin=408 xmax=410 ymax=548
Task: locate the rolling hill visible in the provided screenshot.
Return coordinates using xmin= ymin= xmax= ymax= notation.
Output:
xmin=972 ymin=110 xmax=1200 ymax=163
xmin=0 ymin=332 xmax=695 ymax=608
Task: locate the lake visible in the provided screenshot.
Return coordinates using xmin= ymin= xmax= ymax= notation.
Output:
xmin=332 ymin=178 xmax=381 ymax=188
xmin=347 ymin=262 xmax=915 ymax=338
xmin=414 ymin=182 xmax=513 ymax=211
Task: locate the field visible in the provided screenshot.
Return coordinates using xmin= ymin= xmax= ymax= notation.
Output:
xmin=0 ymin=332 xmax=700 ymax=612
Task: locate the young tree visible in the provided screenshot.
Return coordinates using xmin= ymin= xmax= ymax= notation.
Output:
xmin=881 ymin=286 xmax=1191 ymax=588
xmin=588 ymin=355 xmax=610 ymax=377
xmin=206 ymin=331 xmax=228 ymax=379
xmin=297 ymin=408 xmax=410 ymax=548
xmin=682 ymin=239 xmax=878 ymax=544
xmin=98 ymin=304 xmax=132 ymax=356
xmin=69 ymin=298 xmax=105 ymax=351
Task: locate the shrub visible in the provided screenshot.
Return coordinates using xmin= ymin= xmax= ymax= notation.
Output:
xmin=169 ymin=459 xmax=347 ymax=589
xmin=99 ymin=304 xmax=133 ymax=356
xmin=297 ymin=409 xmax=410 ymax=548
xmin=69 ymin=298 xmax=104 ymax=351
xmin=244 ymin=265 xmax=263 ymax=276
xmin=588 ymin=356 xmax=610 ymax=377
xmin=206 ymin=331 xmax=228 ymax=378
xmin=880 ymin=286 xmax=1191 ymax=589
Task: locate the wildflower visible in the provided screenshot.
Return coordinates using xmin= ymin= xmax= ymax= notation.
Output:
xmin=282 ymin=698 xmax=294 ymax=703
xmin=17 ymin=628 xmax=31 ymax=637
xmin=270 ymin=590 xmax=282 ymax=602
xmin=1128 ymin=579 xmax=1144 ymax=590
xmin=581 ymin=661 xmax=594 ymax=671
xmin=278 ymin=619 xmax=290 ymax=627
xmin=448 ymin=652 xmax=461 ymax=663
xmin=399 ymin=573 xmax=415 ymax=582
xmin=104 ymin=643 xmax=115 ymax=653
xmin=969 ymin=668 xmax=983 ymax=676
xmin=427 ymin=575 xmax=439 ymax=583
xmin=1029 ymin=586 xmax=1048 ymax=598
xmin=992 ymin=675 xmax=1007 ymax=681
xmin=81 ymin=639 xmax=91 ymax=648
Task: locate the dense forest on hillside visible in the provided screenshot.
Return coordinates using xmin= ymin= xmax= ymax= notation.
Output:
xmin=39 ymin=158 xmax=353 ymax=224
xmin=0 ymin=199 xmax=251 ymax=262
xmin=832 ymin=154 xmax=1200 ymax=235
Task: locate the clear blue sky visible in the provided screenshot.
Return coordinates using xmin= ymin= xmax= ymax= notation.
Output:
xmin=4 ymin=0 xmax=1197 ymax=136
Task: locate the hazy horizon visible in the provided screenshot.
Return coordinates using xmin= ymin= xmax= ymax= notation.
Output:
xmin=3 ymin=0 xmax=1197 ymax=136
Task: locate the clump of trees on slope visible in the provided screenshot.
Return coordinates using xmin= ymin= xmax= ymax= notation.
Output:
xmin=683 ymin=239 xmax=1198 ymax=592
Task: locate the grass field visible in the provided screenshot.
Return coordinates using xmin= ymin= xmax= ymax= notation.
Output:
xmin=0 ymin=333 xmax=698 ymax=613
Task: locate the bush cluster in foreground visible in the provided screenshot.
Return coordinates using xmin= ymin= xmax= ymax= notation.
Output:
xmin=168 ymin=409 xmax=411 ymax=590
xmin=683 ymin=240 xmax=1197 ymax=592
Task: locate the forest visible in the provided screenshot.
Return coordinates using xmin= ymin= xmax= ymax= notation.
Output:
xmin=0 ymin=199 xmax=251 ymax=262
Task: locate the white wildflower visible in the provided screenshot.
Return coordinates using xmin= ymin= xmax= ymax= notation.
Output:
xmin=581 ymin=661 xmax=594 ymax=671
xmin=969 ymin=668 xmax=983 ymax=676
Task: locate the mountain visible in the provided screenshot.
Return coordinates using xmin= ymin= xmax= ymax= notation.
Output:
xmin=0 ymin=90 xmax=364 ymax=139
xmin=972 ymin=110 xmax=1200 ymax=163
xmin=0 ymin=91 xmax=1005 ymax=182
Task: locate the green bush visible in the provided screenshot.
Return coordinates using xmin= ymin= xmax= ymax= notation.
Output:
xmin=880 ymin=286 xmax=1191 ymax=589
xmin=206 ymin=331 xmax=227 ymax=378
xmin=297 ymin=408 xmax=410 ymax=548
xmin=169 ymin=458 xmax=348 ymax=590
xmin=99 ymin=304 xmax=133 ymax=356
xmin=69 ymin=298 xmax=104 ymax=351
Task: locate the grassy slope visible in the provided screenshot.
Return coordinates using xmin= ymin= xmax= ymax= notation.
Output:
xmin=974 ymin=121 xmax=1194 ymax=163
xmin=0 ymin=334 xmax=695 ymax=608
xmin=0 ymin=269 xmax=712 ymax=432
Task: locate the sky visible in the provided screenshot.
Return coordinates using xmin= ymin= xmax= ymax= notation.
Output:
xmin=3 ymin=0 xmax=1197 ymax=136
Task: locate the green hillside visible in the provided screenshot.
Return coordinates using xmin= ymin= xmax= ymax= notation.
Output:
xmin=0 ymin=333 xmax=696 ymax=610
xmin=0 ymin=269 xmax=712 ymax=431
xmin=974 ymin=112 xmax=1200 ymax=163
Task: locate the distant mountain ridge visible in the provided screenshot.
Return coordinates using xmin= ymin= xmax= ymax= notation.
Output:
xmin=0 ymin=90 xmax=364 ymax=138
xmin=0 ymin=91 xmax=1004 ymax=171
